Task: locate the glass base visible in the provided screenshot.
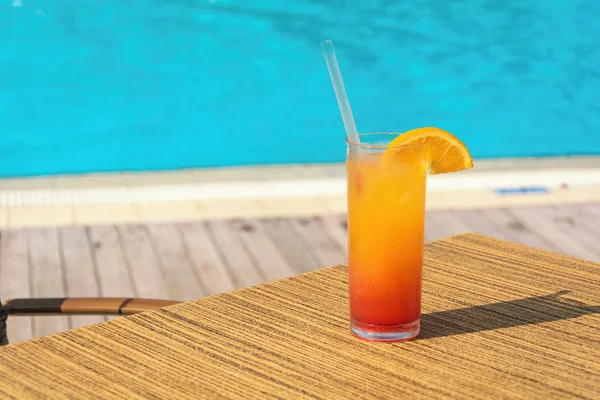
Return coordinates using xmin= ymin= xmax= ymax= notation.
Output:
xmin=351 ymin=318 xmax=420 ymax=342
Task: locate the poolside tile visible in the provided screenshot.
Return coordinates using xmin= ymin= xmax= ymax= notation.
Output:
xmin=260 ymin=165 xmax=327 ymax=180
xmin=9 ymin=206 xmax=75 ymax=228
xmin=439 ymin=189 xmax=511 ymax=209
xmin=135 ymin=201 xmax=202 ymax=222
xmin=124 ymin=171 xmax=199 ymax=187
xmin=300 ymin=165 xmax=336 ymax=178
xmin=123 ymin=167 xmax=274 ymax=187
xmin=557 ymin=185 xmax=600 ymax=204
xmin=323 ymin=163 xmax=346 ymax=178
xmin=52 ymin=173 xmax=125 ymax=189
xmin=196 ymin=198 xmax=265 ymax=220
xmin=0 ymin=177 xmax=55 ymax=191
xmin=73 ymin=203 xmax=139 ymax=225
xmin=318 ymin=194 xmax=347 ymax=213
xmin=209 ymin=166 xmax=275 ymax=182
xmin=0 ymin=208 xmax=9 ymax=228
xmin=503 ymin=191 xmax=564 ymax=206
xmin=257 ymin=196 xmax=329 ymax=217
xmin=425 ymin=192 xmax=449 ymax=210
xmin=188 ymin=166 xmax=279 ymax=183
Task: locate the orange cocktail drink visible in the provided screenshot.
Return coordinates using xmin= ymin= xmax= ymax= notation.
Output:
xmin=320 ymin=37 xmax=473 ymax=343
xmin=347 ymin=133 xmax=428 ymax=342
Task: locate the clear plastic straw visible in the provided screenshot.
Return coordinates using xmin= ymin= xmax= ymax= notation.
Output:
xmin=321 ymin=40 xmax=360 ymax=144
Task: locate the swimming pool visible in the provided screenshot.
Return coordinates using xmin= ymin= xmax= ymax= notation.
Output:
xmin=1 ymin=0 xmax=600 ymax=177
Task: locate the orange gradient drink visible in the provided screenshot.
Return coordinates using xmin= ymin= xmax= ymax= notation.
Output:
xmin=347 ymin=133 xmax=428 ymax=342
xmin=320 ymin=40 xmax=474 ymax=341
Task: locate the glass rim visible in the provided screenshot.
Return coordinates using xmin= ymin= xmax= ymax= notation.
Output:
xmin=346 ymin=132 xmax=427 ymax=150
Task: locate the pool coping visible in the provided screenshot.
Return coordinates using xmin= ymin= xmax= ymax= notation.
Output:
xmin=0 ymin=157 xmax=599 ymax=207
xmin=0 ymin=157 xmax=599 ymax=228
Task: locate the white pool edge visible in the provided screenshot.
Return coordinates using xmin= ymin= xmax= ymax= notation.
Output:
xmin=0 ymin=168 xmax=599 ymax=207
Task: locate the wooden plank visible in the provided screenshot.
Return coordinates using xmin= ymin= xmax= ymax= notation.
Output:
xmin=451 ymin=209 xmax=513 ymax=241
xmin=289 ymin=217 xmax=346 ymax=267
xmin=571 ymin=205 xmax=600 ymax=249
xmin=315 ymin=214 xmax=348 ymax=256
xmin=552 ymin=204 xmax=600 ymax=237
xmin=229 ymin=219 xmax=296 ymax=281
xmin=146 ymin=223 xmax=204 ymax=301
xmin=117 ymin=225 xmax=169 ymax=300
xmin=88 ymin=226 xmax=136 ymax=321
xmin=260 ymin=218 xmax=321 ymax=274
xmin=0 ymin=233 xmax=598 ymax=399
xmin=509 ymin=207 xmax=600 ymax=262
xmin=178 ymin=222 xmax=235 ymax=296
xmin=204 ymin=220 xmax=264 ymax=288
xmin=1 ymin=203 xmax=595 ymax=345
xmin=87 ymin=226 xmax=136 ymax=299
xmin=463 ymin=205 xmax=600 ymax=263
xmin=59 ymin=227 xmax=104 ymax=329
xmin=425 ymin=210 xmax=472 ymax=242
xmin=534 ymin=206 xmax=600 ymax=262
xmin=584 ymin=203 xmax=600 ymax=220
xmin=479 ymin=208 xmax=561 ymax=253
xmin=27 ymin=228 xmax=69 ymax=338
xmin=0 ymin=230 xmax=33 ymax=343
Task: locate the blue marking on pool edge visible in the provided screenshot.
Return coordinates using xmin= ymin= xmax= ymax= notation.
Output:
xmin=494 ymin=186 xmax=550 ymax=196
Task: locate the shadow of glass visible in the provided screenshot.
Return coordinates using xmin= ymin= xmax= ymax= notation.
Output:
xmin=419 ymin=291 xmax=600 ymax=340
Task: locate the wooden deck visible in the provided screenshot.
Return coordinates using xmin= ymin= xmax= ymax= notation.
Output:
xmin=2 ymin=203 xmax=600 ymax=344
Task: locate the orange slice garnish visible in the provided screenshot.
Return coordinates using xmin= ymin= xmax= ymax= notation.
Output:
xmin=382 ymin=127 xmax=474 ymax=174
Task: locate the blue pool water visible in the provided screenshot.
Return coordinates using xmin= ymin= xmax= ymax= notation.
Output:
xmin=1 ymin=0 xmax=600 ymax=177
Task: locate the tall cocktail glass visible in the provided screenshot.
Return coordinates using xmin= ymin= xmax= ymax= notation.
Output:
xmin=347 ymin=133 xmax=428 ymax=342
